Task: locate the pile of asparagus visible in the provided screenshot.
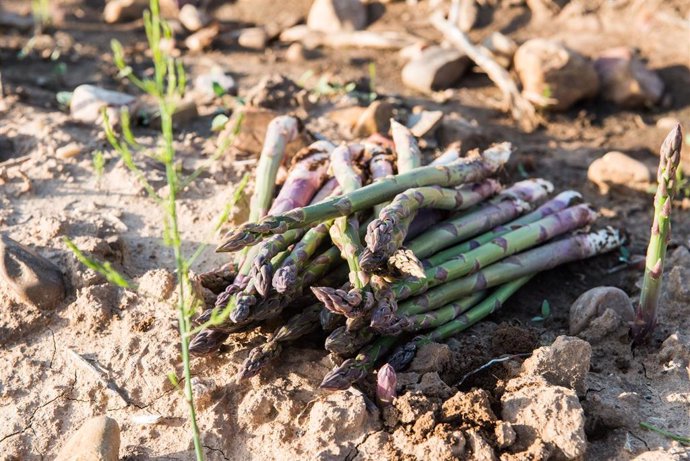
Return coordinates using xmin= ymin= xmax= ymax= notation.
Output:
xmin=190 ymin=115 xmax=624 ymax=390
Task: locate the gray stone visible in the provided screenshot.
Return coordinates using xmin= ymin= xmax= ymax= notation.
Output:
xmin=0 ymin=233 xmax=65 ymax=309
xmin=402 ymin=46 xmax=470 ymax=94
xmin=56 ymin=416 xmax=120 ymax=461
xmin=193 ymin=71 xmax=236 ymax=98
xmin=514 ymin=38 xmax=599 ymax=111
xmin=569 ymin=286 xmax=635 ymax=341
xmin=307 ymin=0 xmax=367 ymax=33
xmin=178 ymin=3 xmax=208 ymax=32
xmin=594 ymin=47 xmax=664 ymax=108
xmin=587 ymin=151 xmax=652 ymax=194
xmin=521 ymin=335 xmax=591 ymax=396
xmin=238 ymin=27 xmax=268 ymax=50
xmin=70 ymin=84 xmax=136 ymax=124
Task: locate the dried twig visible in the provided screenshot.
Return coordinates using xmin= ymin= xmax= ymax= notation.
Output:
xmin=430 ymin=12 xmax=541 ymax=132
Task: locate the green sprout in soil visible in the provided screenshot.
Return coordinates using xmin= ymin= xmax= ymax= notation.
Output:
xmin=631 ymin=124 xmax=683 ymax=345
xmin=63 ymin=237 xmax=130 ymax=289
xmin=68 ymin=1 xmax=242 ymax=458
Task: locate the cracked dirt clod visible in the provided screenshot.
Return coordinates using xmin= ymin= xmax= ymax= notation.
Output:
xmin=0 ymin=233 xmax=66 ymax=310
xmin=55 ymin=415 xmax=120 ymax=461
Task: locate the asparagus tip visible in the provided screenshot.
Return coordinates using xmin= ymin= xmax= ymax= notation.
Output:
xmin=376 ymin=363 xmax=397 ymax=405
xmin=189 ymin=329 xmax=229 ymax=356
xmin=320 ymin=358 xmax=368 ymax=390
xmin=237 ymin=341 xmax=282 ymax=380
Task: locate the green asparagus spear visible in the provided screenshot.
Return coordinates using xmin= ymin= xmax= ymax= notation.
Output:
xmin=631 ymin=124 xmax=683 ymax=344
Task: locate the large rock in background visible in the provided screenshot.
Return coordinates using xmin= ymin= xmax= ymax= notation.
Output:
xmin=594 ymin=47 xmax=665 ymax=108
xmin=55 ymin=416 xmax=120 ymax=461
xmin=402 ymin=46 xmax=470 ymax=94
xmin=587 ymin=151 xmax=653 ymax=194
xmin=514 ymin=38 xmax=599 ymax=111
xmin=307 ymin=0 xmax=367 ymax=32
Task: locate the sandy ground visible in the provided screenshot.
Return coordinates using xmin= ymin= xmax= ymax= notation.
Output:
xmin=2 ymin=0 xmax=690 ymax=459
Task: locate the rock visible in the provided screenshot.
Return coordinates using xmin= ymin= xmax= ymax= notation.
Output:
xmin=147 ymin=99 xmax=199 ymax=129
xmin=245 ymin=74 xmax=301 ymax=110
xmin=178 ymin=4 xmax=208 ymax=32
xmin=502 ymin=381 xmax=586 ymax=460
xmin=632 ymin=450 xmax=680 ymax=461
xmin=56 ymin=143 xmax=82 ymax=160
xmin=238 ymin=27 xmax=268 ymax=50
xmin=415 ymin=372 xmax=453 ymax=399
xmin=438 ymin=115 xmax=486 ymax=153
xmin=0 ymin=233 xmax=65 ymax=309
xmin=353 ymin=431 xmax=391 ymax=461
xmin=407 ymin=110 xmax=444 ymax=138
xmin=103 ymin=0 xmax=146 ymax=24
xmin=514 ymin=38 xmax=599 ymax=110
xmin=415 ymin=431 xmax=466 ymax=461
xmin=521 ymin=335 xmax=591 ymax=396
xmin=56 ymin=415 xmax=120 ymax=461
xmin=442 ymin=389 xmax=496 ymax=426
xmin=667 ymin=265 xmax=690 ymax=303
xmin=352 ymin=100 xmax=394 ymax=137
xmin=408 ymin=342 xmax=452 ymax=373
xmin=569 ymin=286 xmax=635 ymax=343
xmin=70 ymin=84 xmax=136 ymax=125
xmin=455 ymin=0 xmax=478 ymax=32
xmin=306 ymin=0 xmax=367 ymax=33
xmin=402 ymin=46 xmax=470 ymax=94
xmin=594 ymin=47 xmax=664 ymax=108
xmin=482 ymin=32 xmax=517 ymax=69
xmin=587 ymin=151 xmax=652 ymax=194
xmin=465 ymin=429 xmax=498 ymax=461
xmin=185 ymin=22 xmax=219 ymax=52
xmin=194 ymin=71 xmax=236 ymax=98
xmin=495 ymin=421 xmax=517 ymax=449
xmin=412 ymin=411 xmax=436 ymax=437
xmin=393 ymin=391 xmax=438 ymax=424
xmin=526 ymin=0 xmax=570 ymax=19
xmin=286 ymin=42 xmax=307 ymax=62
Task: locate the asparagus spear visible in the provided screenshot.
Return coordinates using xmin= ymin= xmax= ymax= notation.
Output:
xmin=272 ymin=221 xmax=334 ymax=293
xmin=367 ymin=142 xmax=396 ymax=217
xmin=387 ymin=277 xmax=533 ymax=371
xmin=631 ymin=124 xmax=683 ymax=344
xmin=376 ymin=363 xmax=397 ymax=405
xmin=394 ymin=291 xmax=487 ymax=333
xmin=391 ymin=119 xmax=422 ymax=173
xmin=249 ymin=142 xmax=334 ymax=296
xmin=321 ymin=336 xmax=399 ymax=389
xmin=429 ymin=146 xmax=460 ymax=166
xmin=232 ymin=250 xmax=291 ymax=323
xmin=217 ymin=143 xmax=512 ymax=252
xmin=237 ymin=303 xmax=322 ymax=380
xmin=426 ymin=190 xmax=582 ymax=266
xmin=362 ymin=179 xmax=502 ymax=271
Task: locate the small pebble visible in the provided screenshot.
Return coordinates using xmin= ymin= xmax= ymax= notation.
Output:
xmin=286 ymin=42 xmax=307 ymax=62
xmin=56 ymin=143 xmax=82 ymax=160
xmin=0 ymin=233 xmax=65 ymax=309
xmin=238 ymin=27 xmax=268 ymax=50
xmin=178 ymin=3 xmax=208 ymax=32
xmin=352 ymin=100 xmax=394 ymax=137
xmin=55 ymin=415 xmax=120 ymax=461
xmin=587 ymin=151 xmax=652 ymax=194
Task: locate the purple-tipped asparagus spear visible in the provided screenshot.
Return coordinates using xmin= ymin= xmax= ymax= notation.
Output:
xmin=631 ymin=124 xmax=683 ymax=344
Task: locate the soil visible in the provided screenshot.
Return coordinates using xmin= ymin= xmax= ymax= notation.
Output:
xmin=2 ymin=0 xmax=690 ymax=460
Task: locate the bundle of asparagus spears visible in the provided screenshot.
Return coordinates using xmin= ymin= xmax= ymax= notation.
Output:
xmin=190 ymin=114 xmax=624 ymax=391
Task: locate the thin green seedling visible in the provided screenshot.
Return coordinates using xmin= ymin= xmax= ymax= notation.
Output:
xmin=92 ymin=150 xmax=106 ymax=181
xmin=63 ymin=237 xmax=130 ymax=288
xmin=640 ymin=422 xmax=690 ymax=446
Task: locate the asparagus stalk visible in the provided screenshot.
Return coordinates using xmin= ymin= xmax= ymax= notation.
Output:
xmin=367 ymin=142 xmax=396 ymax=217
xmin=217 ymin=143 xmax=512 ymax=252
xmin=631 ymin=124 xmax=683 ymax=344
xmin=430 ymin=146 xmax=461 ymax=166
xmin=388 ymin=277 xmax=533 ymax=371
xmin=249 ymin=142 xmax=334 ymax=295
xmin=361 ymin=179 xmax=502 ymax=271
xmin=391 ymin=119 xmax=422 ymax=173
xmin=232 ymin=250 xmax=291 ymax=323
xmin=237 ymin=303 xmax=322 ymax=380
xmin=376 ymin=363 xmax=397 ymax=405
xmin=394 ymin=291 xmax=487 ymax=333
xmin=426 ymin=190 xmax=582 ymax=266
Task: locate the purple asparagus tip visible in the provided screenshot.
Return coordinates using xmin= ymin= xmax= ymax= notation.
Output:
xmin=273 ymin=264 xmax=298 ymax=294
xmin=376 ymin=363 xmax=397 ymax=405
xmin=189 ymin=329 xmax=230 ymax=356
xmin=320 ymin=358 xmax=368 ymax=390
xmin=359 ymin=248 xmax=388 ymax=273
xmin=388 ymin=248 xmax=426 ymax=278
xmin=237 ymin=341 xmax=282 ymax=381
xmin=311 ymin=286 xmax=375 ymax=318
xmin=230 ymin=294 xmax=257 ymax=323
xmin=254 ymin=265 xmax=273 ymax=298
xmin=387 ymin=341 xmax=419 ymax=371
